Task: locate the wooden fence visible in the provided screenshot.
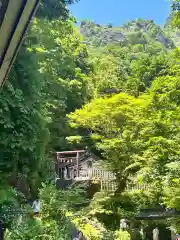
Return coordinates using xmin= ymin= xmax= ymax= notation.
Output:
xmin=76 ymin=167 xmax=149 ymax=192
xmin=100 ymin=181 xmax=149 ymax=192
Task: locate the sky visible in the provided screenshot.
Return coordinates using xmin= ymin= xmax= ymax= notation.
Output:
xmin=69 ymin=0 xmax=171 ymax=26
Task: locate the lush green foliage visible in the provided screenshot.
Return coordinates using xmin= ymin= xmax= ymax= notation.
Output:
xmin=2 ymin=0 xmax=180 ymax=238
xmin=37 ymin=0 xmax=79 ymax=20
xmin=68 ymin=9 xmax=180 ymax=237
xmin=0 ymin=0 xmax=91 ymax=201
xmin=5 ymin=184 xmax=86 ymax=240
xmin=114 ymin=230 xmax=131 ymax=240
xmin=69 ymin=49 xmax=180 ymax=190
xmin=170 ymin=0 xmax=180 ymax=28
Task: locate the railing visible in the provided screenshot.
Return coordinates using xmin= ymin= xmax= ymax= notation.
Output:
xmin=100 ymin=180 xmax=117 ymax=191
xmin=74 ymin=167 xmax=149 ymax=192
xmin=126 ymin=183 xmax=149 ymax=191
xmin=75 ymin=168 xmax=115 ymax=180
xmin=100 ymin=181 xmax=150 ymax=192
xmin=89 ymin=168 xmax=116 ymax=180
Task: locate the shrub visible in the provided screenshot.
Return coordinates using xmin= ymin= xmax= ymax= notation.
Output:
xmin=114 ymin=230 xmax=131 ymax=240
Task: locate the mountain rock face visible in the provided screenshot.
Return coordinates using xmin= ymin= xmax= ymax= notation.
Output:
xmin=80 ymin=22 xmax=125 ymax=45
xmin=80 ymin=19 xmax=179 ymax=48
xmin=77 ymin=18 xmax=180 ymax=97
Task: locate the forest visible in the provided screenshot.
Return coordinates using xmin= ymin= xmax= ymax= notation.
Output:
xmin=1 ymin=0 xmax=180 ymax=239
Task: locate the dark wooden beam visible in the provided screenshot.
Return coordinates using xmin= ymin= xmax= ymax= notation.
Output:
xmin=0 ymin=0 xmax=40 ymax=87
xmin=76 ymin=151 xmax=80 ymax=177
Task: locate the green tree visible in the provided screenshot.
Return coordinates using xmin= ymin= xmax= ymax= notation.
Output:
xmin=68 ymin=93 xmax=148 ymax=192
xmin=170 ymin=0 xmax=180 ymax=28
xmin=68 ymin=48 xmax=180 ymax=204
xmin=5 ymin=184 xmax=86 ymax=240
xmin=0 ymin=0 xmax=91 ymax=200
xmin=31 ymin=17 xmax=91 ymax=151
xmin=37 ymin=0 xmax=79 ymax=20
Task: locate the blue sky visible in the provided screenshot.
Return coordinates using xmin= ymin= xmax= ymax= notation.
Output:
xmin=69 ymin=0 xmax=171 ymax=26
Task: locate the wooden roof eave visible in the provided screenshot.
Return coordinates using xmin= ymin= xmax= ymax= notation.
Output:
xmin=0 ymin=0 xmax=40 ymax=88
